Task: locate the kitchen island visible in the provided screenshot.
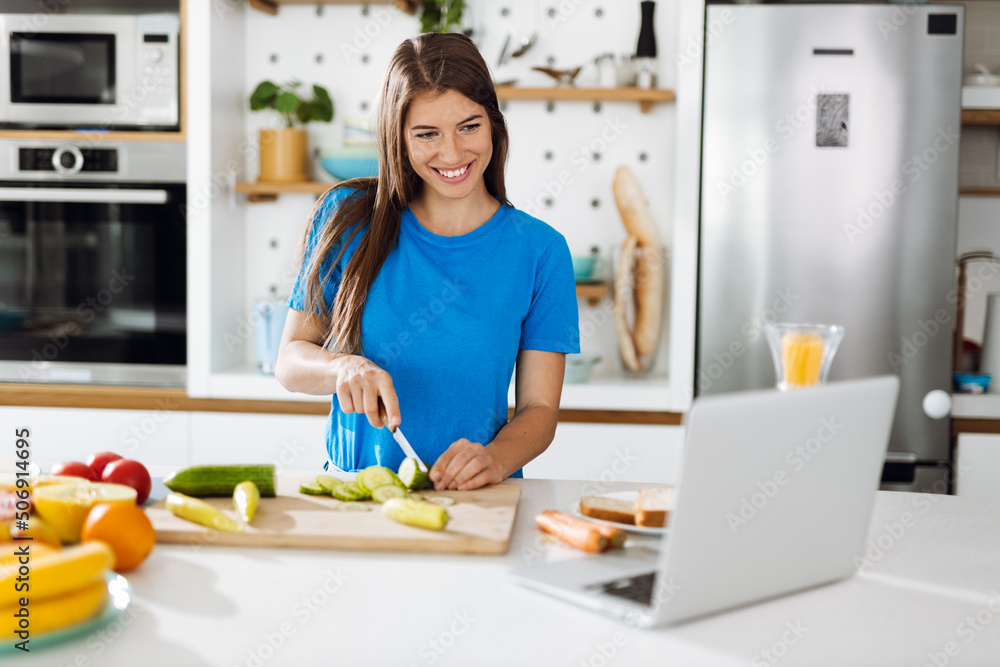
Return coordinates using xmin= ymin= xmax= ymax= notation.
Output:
xmin=14 ymin=480 xmax=1000 ymax=667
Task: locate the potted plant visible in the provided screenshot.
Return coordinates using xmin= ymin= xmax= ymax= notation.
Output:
xmin=250 ymin=80 xmax=334 ymax=183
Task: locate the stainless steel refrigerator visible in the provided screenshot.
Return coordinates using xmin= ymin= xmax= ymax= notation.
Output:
xmin=697 ymin=4 xmax=964 ymax=492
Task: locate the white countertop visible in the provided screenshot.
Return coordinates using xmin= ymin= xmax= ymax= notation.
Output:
xmin=18 ymin=481 xmax=1000 ymax=666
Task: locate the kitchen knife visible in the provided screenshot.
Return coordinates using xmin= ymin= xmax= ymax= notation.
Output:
xmin=378 ymin=400 xmax=429 ymax=473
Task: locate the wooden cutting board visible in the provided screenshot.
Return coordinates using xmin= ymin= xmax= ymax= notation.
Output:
xmin=147 ymin=477 xmax=522 ymax=555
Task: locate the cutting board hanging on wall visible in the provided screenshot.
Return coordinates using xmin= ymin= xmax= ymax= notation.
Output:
xmin=147 ymin=477 xmax=522 ymax=555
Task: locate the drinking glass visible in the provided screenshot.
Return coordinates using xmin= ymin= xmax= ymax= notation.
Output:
xmin=763 ymin=323 xmax=845 ymax=390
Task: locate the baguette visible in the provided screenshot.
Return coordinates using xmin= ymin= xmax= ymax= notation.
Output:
xmin=635 ymin=487 xmax=676 ymax=528
xmin=614 ymin=235 xmax=642 ymax=371
xmin=613 ymin=166 xmax=661 ymax=248
xmin=632 ymin=245 xmax=665 ymax=360
xmin=579 ymin=495 xmax=636 ymax=526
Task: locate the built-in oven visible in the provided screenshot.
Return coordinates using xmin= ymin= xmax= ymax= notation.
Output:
xmin=0 ymin=140 xmax=186 ymax=386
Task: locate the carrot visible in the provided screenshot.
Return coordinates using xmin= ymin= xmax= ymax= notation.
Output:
xmin=543 ymin=510 xmax=627 ymax=549
xmin=535 ymin=510 xmax=609 ymax=553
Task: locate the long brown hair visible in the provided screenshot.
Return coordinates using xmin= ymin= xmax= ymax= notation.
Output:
xmin=296 ymin=32 xmax=510 ymax=355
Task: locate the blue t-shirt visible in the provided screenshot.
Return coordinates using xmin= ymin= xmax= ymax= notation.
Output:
xmin=288 ymin=187 xmax=580 ymax=475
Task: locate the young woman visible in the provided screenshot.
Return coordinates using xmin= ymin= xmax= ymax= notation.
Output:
xmin=276 ymin=33 xmax=579 ymax=491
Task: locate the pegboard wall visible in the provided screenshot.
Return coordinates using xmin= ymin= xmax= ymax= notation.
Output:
xmin=239 ymin=0 xmax=679 ymax=377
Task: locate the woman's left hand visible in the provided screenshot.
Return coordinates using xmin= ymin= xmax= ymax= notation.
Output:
xmin=429 ymin=439 xmax=504 ymax=491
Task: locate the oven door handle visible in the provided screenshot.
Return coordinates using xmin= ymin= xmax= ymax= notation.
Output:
xmin=0 ymin=188 xmax=169 ymax=204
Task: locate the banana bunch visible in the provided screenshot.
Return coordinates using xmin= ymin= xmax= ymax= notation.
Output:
xmin=0 ymin=541 xmax=113 ymax=638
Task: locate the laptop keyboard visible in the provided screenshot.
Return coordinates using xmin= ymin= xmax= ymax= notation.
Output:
xmin=586 ymin=571 xmax=657 ymax=606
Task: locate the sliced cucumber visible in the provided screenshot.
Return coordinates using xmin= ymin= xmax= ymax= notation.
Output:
xmin=425 ymin=495 xmax=456 ymax=507
xmin=382 ymin=498 xmax=449 ymax=531
xmin=406 ymin=492 xmax=425 ymax=501
xmin=372 ymin=485 xmax=407 ymax=504
xmin=356 ymin=466 xmax=404 ymax=493
xmin=299 ymin=482 xmax=326 ymax=496
xmin=397 ymin=457 xmax=431 ymax=490
xmin=331 ymin=480 xmax=369 ymax=501
xmin=315 ymin=474 xmax=344 ymax=495
xmin=335 ymin=502 xmax=372 ymax=512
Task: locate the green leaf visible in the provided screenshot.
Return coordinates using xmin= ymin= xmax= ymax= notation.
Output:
xmin=275 ymin=91 xmax=300 ymax=115
xmin=311 ymin=85 xmax=334 ymax=123
xmin=249 ymin=80 xmax=280 ymax=111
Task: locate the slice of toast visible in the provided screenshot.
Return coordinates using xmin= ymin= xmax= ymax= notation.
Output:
xmin=635 ymin=487 xmax=675 ymax=528
xmin=579 ymin=495 xmax=636 ymax=525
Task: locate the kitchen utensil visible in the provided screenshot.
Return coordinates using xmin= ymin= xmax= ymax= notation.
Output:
xmin=635 ymin=1 xmax=657 ymax=89
xmin=531 ymin=66 xmax=583 ymax=86
xmin=510 ymin=32 xmax=536 ymax=58
xmin=378 ymin=400 xmax=429 ymax=473
xmin=497 ymin=29 xmax=513 ymax=66
xmin=148 ymin=477 xmax=522 ymax=554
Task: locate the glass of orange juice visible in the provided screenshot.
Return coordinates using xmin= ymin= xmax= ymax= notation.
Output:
xmin=763 ymin=323 xmax=845 ymax=390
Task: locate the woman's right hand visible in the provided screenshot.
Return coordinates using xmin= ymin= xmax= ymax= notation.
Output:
xmin=331 ymin=355 xmax=400 ymax=430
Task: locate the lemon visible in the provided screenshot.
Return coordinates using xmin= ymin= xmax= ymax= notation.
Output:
xmin=34 ymin=482 xmax=137 ymax=543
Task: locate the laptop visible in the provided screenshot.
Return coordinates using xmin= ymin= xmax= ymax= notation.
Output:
xmin=509 ymin=375 xmax=900 ymax=628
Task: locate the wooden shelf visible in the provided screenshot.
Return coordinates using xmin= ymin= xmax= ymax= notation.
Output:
xmin=959 ymin=187 xmax=1000 ymax=196
xmin=0 ymin=129 xmax=185 ymax=142
xmin=235 ymin=180 xmax=333 ymax=202
xmin=576 ymin=282 xmax=609 ymax=306
xmin=495 ymin=86 xmax=675 ymax=114
xmin=962 ymin=109 xmax=1000 ymax=125
xmin=247 ymin=0 xmax=359 ymax=14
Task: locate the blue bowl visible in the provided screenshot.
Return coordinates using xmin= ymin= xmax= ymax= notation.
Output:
xmin=953 ymin=372 xmax=991 ymax=394
xmin=319 ymin=148 xmax=378 ymax=181
xmin=564 ymin=353 xmax=602 ymax=384
xmin=572 ymin=256 xmax=597 ymax=281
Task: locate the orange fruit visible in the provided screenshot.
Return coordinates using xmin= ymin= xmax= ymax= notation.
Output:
xmin=34 ymin=482 xmax=137 ymax=543
xmin=80 ymin=502 xmax=155 ymax=572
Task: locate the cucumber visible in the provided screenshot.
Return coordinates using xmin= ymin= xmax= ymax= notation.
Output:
xmin=233 ymin=481 xmax=260 ymax=523
xmin=165 ymin=492 xmax=243 ymax=533
xmin=382 ymin=498 xmax=449 ymax=531
xmin=356 ymin=466 xmax=403 ymax=494
xmin=164 ymin=464 xmax=276 ymax=498
xmin=315 ymin=475 xmax=344 ymax=495
xmin=397 ymin=458 xmax=431 ymax=490
xmin=332 ymin=481 xmax=369 ymax=501
xmin=335 ymin=502 xmax=372 ymax=512
xmin=425 ymin=495 xmax=456 ymax=507
xmin=372 ymin=485 xmax=407 ymax=504
xmin=299 ymin=482 xmax=326 ymax=496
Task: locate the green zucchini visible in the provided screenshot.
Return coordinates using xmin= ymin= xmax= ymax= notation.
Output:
xmin=164 ymin=464 xmax=276 ymax=498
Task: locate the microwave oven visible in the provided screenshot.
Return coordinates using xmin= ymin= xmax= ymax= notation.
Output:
xmin=0 ymin=13 xmax=179 ymax=130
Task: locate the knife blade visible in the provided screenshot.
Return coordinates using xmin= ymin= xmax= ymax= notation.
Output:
xmin=378 ymin=399 xmax=429 ymax=473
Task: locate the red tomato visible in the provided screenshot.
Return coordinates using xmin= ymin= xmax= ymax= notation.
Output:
xmin=101 ymin=459 xmax=152 ymax=505
xmin=86 ymin=451 xmax=123 ymax=478
xmin=51 ymin=461 xmax=98 ymax=482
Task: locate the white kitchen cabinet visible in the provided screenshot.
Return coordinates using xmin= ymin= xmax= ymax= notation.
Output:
xmin=955 ymin=433 xmax=1000 ymax=500
xmin=188 ymin=411 xmax=328 ymax=474
xmin=524 ymin=423 xmax=684 ymax=485
xmin=0 ymin=406 xmax=192 ymax=476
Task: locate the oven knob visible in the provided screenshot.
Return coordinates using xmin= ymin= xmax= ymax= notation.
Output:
xmin=148 ymin=48 xmax=163 ymax=63
xmin=52 ymin=145 xmax=84 ymax=176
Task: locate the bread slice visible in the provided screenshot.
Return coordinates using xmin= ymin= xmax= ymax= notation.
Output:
xmin=579 ymin=495 xmax=635 ymax=525
xmin=635 ymin=487 xmax=675 ymax=528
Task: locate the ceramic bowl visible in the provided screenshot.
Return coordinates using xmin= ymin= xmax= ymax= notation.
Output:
xmin=564 ymin=353 xmax=601 ymax=384
xmin=319 ymin=148 xmax=378 ymax=181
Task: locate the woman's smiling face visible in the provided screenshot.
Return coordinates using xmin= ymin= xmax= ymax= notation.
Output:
xmin=404 ymin=88 xmax=493 ymax=205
